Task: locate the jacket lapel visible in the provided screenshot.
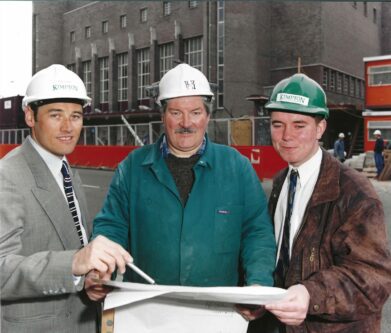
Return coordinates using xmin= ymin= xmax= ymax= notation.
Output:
xmin=22 ymin=141 xmax=83 ymax=249
xmin=142 ymin=142 xmax=180 ymax=200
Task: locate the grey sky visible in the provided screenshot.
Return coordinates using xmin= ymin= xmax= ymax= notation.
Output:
xmin=0 ymin=1 xmax=32 ymax=98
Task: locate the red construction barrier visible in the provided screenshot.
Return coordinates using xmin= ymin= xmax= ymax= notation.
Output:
xmin=233 ymin=145 xmax=287 ymax=180
xmin=0 ymin=144 xmax=18 ymax=158
xmin=68 ymin=145 xmax=138 ymax=169
xmin=1 ymin=144 xmax=287 ymax=180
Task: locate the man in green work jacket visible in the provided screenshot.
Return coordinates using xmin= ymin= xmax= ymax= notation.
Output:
xmin=86 ymin=64 xmax=276 ymax=318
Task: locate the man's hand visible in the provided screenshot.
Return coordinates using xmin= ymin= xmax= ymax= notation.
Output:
xmin=72 ymin=235 xmax=132 ymax=276
xmin=85 ymin=270 xmax=112 ymax=301
xmin=265 ymin=284 xmax=310 ymax=326
xmin=235 ymin=284 xmax=266 ymax=321
xmin=236 ymin=304 xmax=266 ymax=321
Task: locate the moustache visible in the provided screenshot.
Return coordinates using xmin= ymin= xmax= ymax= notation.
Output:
xmin=175 ymin=128 xmax=196 ymax=134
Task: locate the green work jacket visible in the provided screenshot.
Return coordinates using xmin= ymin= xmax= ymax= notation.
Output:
xmin=92 ymin=136 xmax=276 ymax=287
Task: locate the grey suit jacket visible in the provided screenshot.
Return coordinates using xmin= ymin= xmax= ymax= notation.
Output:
xmin=0 ymin=138 xmax=97 ymax=333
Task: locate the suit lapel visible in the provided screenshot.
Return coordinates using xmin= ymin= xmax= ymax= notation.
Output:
xmin=22 ymin=141 xmax=82 ymax=249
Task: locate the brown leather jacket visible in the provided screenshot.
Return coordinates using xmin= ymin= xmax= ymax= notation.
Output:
xmin=251 ymin=150 xmax=391 ymax=333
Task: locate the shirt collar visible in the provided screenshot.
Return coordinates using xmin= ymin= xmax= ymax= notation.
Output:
xmin=288 ymin=147 xmax=322 ymax=187
xmin=28 ymin=136 xmax=67 ymax=176
xmin=160 ymin=134 xmax=207 ymax=158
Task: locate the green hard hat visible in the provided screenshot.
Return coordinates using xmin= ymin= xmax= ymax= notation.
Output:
xmin=265 ymin=73 xmax=329 ymax=119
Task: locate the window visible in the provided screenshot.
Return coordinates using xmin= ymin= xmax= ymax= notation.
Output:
xmin=70 ymin=31 xmax=75 ymax=43
xmin=363 ymin=2 xmax=367 ymax=17
xmin=336 ymin=72 xmax=342 ymax=93
xmin=137 ymin=48 xmax=150 ymax=100
xmin=163 ymin=2 xmax=171 ymax=16
xmin=120 ymin=15 xmax=127 ymax=29
xmin=189 ymin=0 xmax=198 ymax=8
xmin=140 ymin=8 xmax=147 ymax=23
xmin=355 ymin=79 xmax=361 ymax=98
xmin=322 ymin=68 xmax=328 ymax=88
xmin=368 ymin=65 xmax=391 ymax=86
xmin=330 ymin=71 xmax=335 ymax=91
xmin=343 ymin=75 xmax=349 ymax=94
xmin=85 ymin=26 xmax=91 ymax=39
xmin=184 ymin=37 xmax=203 ymax=71
xmin=349 ymin=77 xmax=355 ymax=96
xmin=159 ymin=43 xmax=174 ymax=78
xmin=117 ymin=53 xmax=128 ymax=102
xmin=99 ymin=57 xmax=109 ymax=103
xmin=373 ymin=8 xmax=377 ymax=24
xmin=82 ymin=61 xmax=92 ymax=97
xmin=102 ymin=20 xmax=108 ymax=34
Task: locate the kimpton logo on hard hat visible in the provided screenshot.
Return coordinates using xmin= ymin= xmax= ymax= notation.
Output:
xmin=52 ymin=84 xmax=79 ymax=92
xmin=277 ymin=93 xmax=309 ymax=106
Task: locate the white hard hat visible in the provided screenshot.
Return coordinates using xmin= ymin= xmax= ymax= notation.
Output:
xmin=338 ymin=132 xmax=345 ymax=138
xmin=22 ymin=64 xmax=91 ymax=109
xmin=374 ymin=129 xmax=381 ymax=136
xmin=156 ymin=63 xmax=214 ymax=106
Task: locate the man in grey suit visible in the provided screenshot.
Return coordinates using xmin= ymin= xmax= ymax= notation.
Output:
xmin=0 ymin=65 xmax=131 ymax=332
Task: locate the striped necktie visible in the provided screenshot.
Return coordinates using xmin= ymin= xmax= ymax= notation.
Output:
xmin=61 ymin=160 xmax=84 ymax=246
xmin=275 ymin=169 xmax=299 ymax=287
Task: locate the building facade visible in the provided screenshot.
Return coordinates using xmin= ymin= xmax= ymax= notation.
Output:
xmin=32 ymin=1 xmax=391 ymax=149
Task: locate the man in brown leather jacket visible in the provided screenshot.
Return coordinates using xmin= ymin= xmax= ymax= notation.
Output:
xmin=248 ymin=73 xmax=391 ymax=333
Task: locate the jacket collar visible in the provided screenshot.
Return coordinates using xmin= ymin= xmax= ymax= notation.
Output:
xmin=21 ymin=139 xmax=83 ymax=249
xmin=271 ymin=149 xmax=341 ymax=208
xmin=141 ymin=134 xmax=213 ymax=170
xmin=308 ymin=149 xmax=340 ymax=206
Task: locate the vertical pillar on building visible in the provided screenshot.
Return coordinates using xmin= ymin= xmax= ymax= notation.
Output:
xmin=150 ymin=27 xmax=159 ymax=83
xmin=150 ymin=27 xmax=159 ymax=109
xmin=174 ymin=20 xmax=183 ymax=63
xmin=128 ymin=33 xmax=137 ymax=110
xmin=75 ymin=47 xmax=82 ymax=78
xmin=91 ymin=43 xmax=99 ymax=110
xmin=108 ymin=38 xmax=117 ymax=113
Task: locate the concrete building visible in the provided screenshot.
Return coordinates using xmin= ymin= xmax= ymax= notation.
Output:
xmin=32 ymin=1 xmax=391 ymax=150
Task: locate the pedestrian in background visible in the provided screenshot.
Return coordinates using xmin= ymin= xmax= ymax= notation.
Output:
xmin=86 ymin=64 xmax=276 ymax=321
xmin=333 ymin=132 xmax=346 ymax=162
xmin=345 ymin=131 xmax=352 ymax=158
xmin=374 ymin=129 xmax=385 ymax=178
xmin=0 ymin=65 xmax=130 ymax=333
xmin=249 ymin=73 xmax=391 ymax=333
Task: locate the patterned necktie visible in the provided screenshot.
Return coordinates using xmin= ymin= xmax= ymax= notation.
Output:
xmin=61 ymin=161 xmax=84 ymax=246
xmin=275 ymin=169 xmax=299 ymax=287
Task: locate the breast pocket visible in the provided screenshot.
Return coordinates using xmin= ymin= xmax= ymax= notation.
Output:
xmin=214 ymin=205 xmax=243 ymax=253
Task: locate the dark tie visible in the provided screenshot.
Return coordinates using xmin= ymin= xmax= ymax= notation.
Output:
xmin=61 ymin=161 xmax=84 ymax=246
xmin=275 ymin=169 xmax=299 ymax=288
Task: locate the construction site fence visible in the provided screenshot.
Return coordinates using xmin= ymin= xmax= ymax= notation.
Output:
xmin=0 ymin=116 xmax=272 ymax=147
xmin=0 ymin=117 xmax=286 ymax=179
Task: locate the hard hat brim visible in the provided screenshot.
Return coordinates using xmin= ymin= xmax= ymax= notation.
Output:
xmin=265 ymin=101 xmax=329 ymax=119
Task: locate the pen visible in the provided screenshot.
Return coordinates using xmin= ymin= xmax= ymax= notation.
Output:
xmin=127 ymin=262 xmax=156 ymax=285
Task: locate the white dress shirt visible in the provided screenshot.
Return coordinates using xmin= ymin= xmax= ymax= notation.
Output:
xmin=274 ymin=148 xmax=322 ymax=259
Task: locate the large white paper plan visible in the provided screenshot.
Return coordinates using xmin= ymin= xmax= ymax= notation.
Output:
xmin=102 ymin=280 xmax=287 ymax=310
xmin=101 ymin=281 xmax=287 ymax=333
xmin=114 ymin=297 xmax=249 ymax=333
